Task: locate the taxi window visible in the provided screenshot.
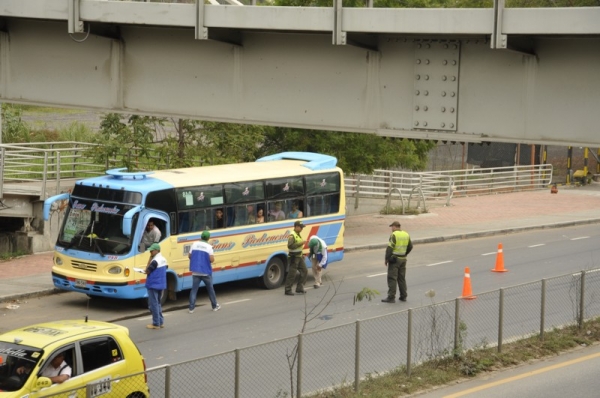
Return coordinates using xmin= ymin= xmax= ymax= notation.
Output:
xmin=0 ymin=342 xmax=43 ymax=392
xmin=81 ymin=337 xmax=123 ymax=372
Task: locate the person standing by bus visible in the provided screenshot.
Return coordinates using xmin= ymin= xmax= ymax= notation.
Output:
xmin=284 ymin=221 xmax=307 ymax=296
xmin=145 ymin=243 xmax=167 ymax=329
xmin=308 ymin=235 xmax=328 ymax=289
xmin=381 ymin=221 xmax=413 ymax=303
xmin=188 ymin=230 xmax=221 ymax=313
xmin=140 ymin=219 xmax=161 ymax=251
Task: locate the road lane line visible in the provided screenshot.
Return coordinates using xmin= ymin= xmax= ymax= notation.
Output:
xmin=368 ymin=272 xmax=387 ymax=278
xmin=528 ymin=244 xmax=545 ymax=248
xmin=426 ymin=261 xmax=453 ymax=267
xmin=481 ymin=252 xmax=496 ymax=256
xmin=443 ymin=351 xmax=600 ymax=398
xmin=571 ymin=236 xmax=590 ymax=240
xmin=225 ymin=299 xmax=251 ymax=305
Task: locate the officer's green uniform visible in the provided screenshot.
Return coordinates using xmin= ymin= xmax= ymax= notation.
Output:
xmin=385 ymin=229 xmax=413 ymax=301
xmin=284 ymin=223 xmax=307 ymax=294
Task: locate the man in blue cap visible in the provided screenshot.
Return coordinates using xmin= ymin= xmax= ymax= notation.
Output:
xmin=145 ymin=243 xmax=167 ymax=329
xmin=188 ymin=230 xmax=220 ymax=313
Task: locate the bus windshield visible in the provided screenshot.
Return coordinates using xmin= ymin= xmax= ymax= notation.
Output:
xmin=57 ymin=195 xmax=138 ymax=255
xmin=0 ymin=343 xmax=43 ymax=392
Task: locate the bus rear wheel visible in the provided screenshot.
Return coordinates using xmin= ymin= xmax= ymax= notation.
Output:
xmin=259 ymin=257 xmax=285 ymax=289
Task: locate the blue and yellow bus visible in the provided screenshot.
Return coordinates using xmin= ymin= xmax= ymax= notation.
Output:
xmin=43 ymin=152 xmax=345 ymax=302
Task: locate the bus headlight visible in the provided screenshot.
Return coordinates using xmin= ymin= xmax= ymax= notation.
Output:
xmin=108 ymin=266 xmax=123 ymax=275
xmin=55 ymin=256 xmax=63 ymax=266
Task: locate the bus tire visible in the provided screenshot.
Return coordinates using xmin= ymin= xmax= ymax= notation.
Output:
xmin=139 ymin=289 xmax=168 ymax=309
xmin=258 ymin=257 xmax=285 ymax=289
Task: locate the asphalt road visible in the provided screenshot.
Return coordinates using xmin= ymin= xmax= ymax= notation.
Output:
xmin=3 ymin=224 xmax=600 ymax=397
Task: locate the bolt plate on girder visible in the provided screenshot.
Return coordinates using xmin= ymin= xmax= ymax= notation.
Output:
xmin=412 ymin=41 xmax=460 ymax=131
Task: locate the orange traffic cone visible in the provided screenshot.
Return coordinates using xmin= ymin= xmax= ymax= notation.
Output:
xmin=492 ymin=243 xmax=508 ymax=272
xmin=461 ymin=267 xmax=477 ymax=300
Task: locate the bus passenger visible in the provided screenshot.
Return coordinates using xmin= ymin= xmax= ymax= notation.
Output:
xmin=269 ymin=202 xmax=286 ymax=221
xmin=140 ymin=220 xmax=161 ymax=251
xmin=256 ymin=208 xmax=265 ymax=224
xmin=215 ymin=208 xmax=224 ymax=229
xmin=288 ymin=201 xmax=303 ymax=219
xmin=247 ymin=205 xmax=256 ymax=224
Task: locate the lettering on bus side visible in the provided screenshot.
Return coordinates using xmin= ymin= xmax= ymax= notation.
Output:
xmin=242 ymin=231 xmax=291 ymax=248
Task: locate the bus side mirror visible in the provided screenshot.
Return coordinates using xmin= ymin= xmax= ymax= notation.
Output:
xmin=122 ymin=206 xmax=142 ymax=237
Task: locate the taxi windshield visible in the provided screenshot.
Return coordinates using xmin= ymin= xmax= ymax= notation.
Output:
xmin=0 ymin=343 xmax=43 ymax=392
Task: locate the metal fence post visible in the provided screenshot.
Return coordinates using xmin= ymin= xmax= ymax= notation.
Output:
xmin=498 ymin=288 xmax=504 ymax=353
xmin=454 ymin=298 xmax=460 ymax=354
xmin=297 ymin=334 xmax=303 ymax=398
xmin=354 ymin=320 xmax=360 ymax=392
xmin=0 ymin=147 xmax=4 ymax=199
xmin=56 ymin=151 xmax=61 ymax=195
xmin=407 ymin=309 xmax=412 ymax=376
xmin=354 ymin=175 xmax=361 ymax=210
xmin=235 ymin=348 xmax=240 ymax=398
xmin=41 ymin=152 xmax=48 ymax=199
xmin=579 ymin=270 xmax=586 ymax=329
xmin=540 ymin=279 xmax=546 ymax=340
xmin=165 ymin=364 xmax=171 ymax=398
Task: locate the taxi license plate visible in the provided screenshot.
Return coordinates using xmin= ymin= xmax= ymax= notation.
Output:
xmin=74 ymin=279 xmax=87 ymax=288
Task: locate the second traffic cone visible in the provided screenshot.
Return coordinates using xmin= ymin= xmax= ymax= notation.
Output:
xmin=461 ymin=267 xmax=476 ymax=300
xmin=492 ymin=243 xmax=508 ymax=272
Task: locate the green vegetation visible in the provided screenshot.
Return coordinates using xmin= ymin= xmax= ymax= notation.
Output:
xmin=0 ymin=250 xmax=29 ymax=261
xmin=311 ymin=318 xmax=600 ymax=397
xmin=3 ymin=104 xmax=435 ymax=175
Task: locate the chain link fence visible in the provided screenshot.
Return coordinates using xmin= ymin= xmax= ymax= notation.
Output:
xmin=36 ymin=268 xmax=599 ymax=398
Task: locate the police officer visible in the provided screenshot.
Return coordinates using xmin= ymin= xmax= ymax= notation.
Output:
xmin=284 ymin=220 xmax=307 ymax=295
xmin=382 ymin=221 xmax=413 ymax=303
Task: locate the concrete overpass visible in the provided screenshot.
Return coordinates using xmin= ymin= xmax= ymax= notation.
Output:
xmin=0 ymin=1 xmax=599 ymax=146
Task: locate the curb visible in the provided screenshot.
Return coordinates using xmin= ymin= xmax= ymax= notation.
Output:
xmin=3 ymin=218 xmax=600 ymax=304
xmin=344 ymin=218 xmax=600 ymax=253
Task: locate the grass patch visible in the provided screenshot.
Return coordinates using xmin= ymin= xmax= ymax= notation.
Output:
xmin=20 ymin=105 xmax=87 ymax=115
xmin=0 ymin=250 xmax=30 ymax=262
xmin=380 ymin=206 xmax=425 ymax=216
xmin=311 ymin=318 xmax=600 ymax=397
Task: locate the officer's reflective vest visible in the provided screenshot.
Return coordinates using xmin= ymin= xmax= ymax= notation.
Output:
xmin=289 ymin=232 xmax=304 ymax=255
xmin=389 ymin=230 xmax=410 ymax=258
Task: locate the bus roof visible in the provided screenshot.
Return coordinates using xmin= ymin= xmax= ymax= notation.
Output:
xmin=78 ymin=153 xmax=341 ymax=190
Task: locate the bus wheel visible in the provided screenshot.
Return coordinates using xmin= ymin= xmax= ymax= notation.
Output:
xmin=139 ymin=289 xmax=168 ymax=308
xmin=259 ymin=257 xmax=285 ymax=289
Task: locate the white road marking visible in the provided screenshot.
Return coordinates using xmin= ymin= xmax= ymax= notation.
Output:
xmin=481 ymin=252 xmax=496 ymax=256
xmin=225 ymin=299 xmax=251 ymax=305
xmin=528 ymin=244 xmax=545 ymax=248
xmin=368 ymin=272 xmax=387 ymax=278
xmin=426 ymin=260 xmax=453 ymax=267
xmin=571 ymin=236 xmax=589 ymax=240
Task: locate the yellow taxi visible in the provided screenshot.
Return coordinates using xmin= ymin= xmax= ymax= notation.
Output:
xmin=0 ymin=319 xmax=149 ymax=397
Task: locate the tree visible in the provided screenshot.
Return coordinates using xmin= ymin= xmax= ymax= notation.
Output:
xmin=1 ymin=103 xmax=30 ymax=143
xmin=260 ymin=127 xmax=436 ymax=174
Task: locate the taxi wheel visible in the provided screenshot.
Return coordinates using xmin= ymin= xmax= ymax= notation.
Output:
xmin=126 ymin=392 xmax=146 ymax=398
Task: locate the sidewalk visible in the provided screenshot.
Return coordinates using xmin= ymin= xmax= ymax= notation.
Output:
xmin=2 ymin=184 xmax=600 ymax=303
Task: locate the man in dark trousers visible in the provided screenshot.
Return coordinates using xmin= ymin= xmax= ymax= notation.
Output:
xmin=382 ymin=221 xmax=413 ymax=303
xmin=284 ymin=221 xmax=307 ymax=295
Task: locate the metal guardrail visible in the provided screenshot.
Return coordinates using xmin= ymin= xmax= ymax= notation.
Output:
xmin=345 ymin=164 xmax=554 ymax=213
xmin=40 ymin=267 xmax=600 ymax=398
xmin=0 ymin=142 xmax=104 ymax=199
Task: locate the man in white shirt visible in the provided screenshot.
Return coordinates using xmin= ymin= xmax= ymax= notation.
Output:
xmin=41 ymin=352 xmax=71 ymax=384
xmin=140 ymin=220 xmax=161 ymax=251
